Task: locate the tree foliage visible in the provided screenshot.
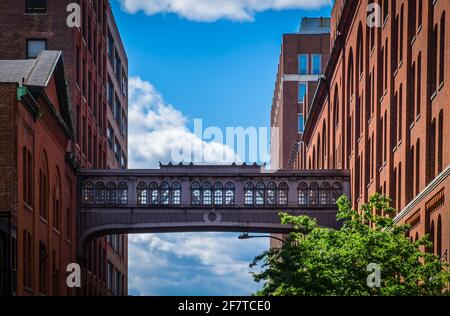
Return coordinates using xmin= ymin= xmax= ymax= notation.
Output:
xmin=251 ymin=194 xmax=450 ymax=296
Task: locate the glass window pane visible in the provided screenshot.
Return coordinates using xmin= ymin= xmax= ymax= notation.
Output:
xmin=298 ymin=114 xmax=304 ymax=133
xmin=312 ymin=54 xmax=321 ymax=75
xmin=298 ymin=83 xmax=307 ymax=103
xmin=298 ymin=54 xmax=308 ymax=75
xmin=27 ymin=40 xmax=46 ymax=58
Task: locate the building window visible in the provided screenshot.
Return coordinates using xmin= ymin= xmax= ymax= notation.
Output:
xmin=439 ymin=13 xmax=446 ymax=86
xmin=38 ymin=241 xmax=47 ymax=294
xmin=160 ymin=182 xmax=170 ymax=205
xmin=172 ymin=182 xmax=181 ymax=205
xmin=191 ymin=182 xmax=201 ymax=205
xmin=255 ymin=183 xmax=265 ymax=206
xmin=23 ymin=231 xmax=33 ymax=288
xmin=107 ymin=124 xmax=114 ymax=150
xmin=312 ymin=54 xmax=321 ymax=75
xmin=320 ymin=182 xmax=331 ymax=205
xmin=213 ymin=182 xmax=223 ymax=206
xmin=27 ymin=39 xmax=46 ymax=59
xmin=137 ymin=182 xmax=147 ymax=205
xmin=278 ymin=183 xmax=288 ymax=206
xmin=267 ymin=182 xmax=277 ymax=206
xmin=148 ymin=182 xmax=158 ymax=205
xmin=225 ymin=183 xmax=235 ymax=206
xmin=82 ymin=182 xmax=94 ymax=205
xmin=203 ymin=183 xmax=212 ymax=205
xmin=95 ymin=182 xmax=105 ymax=205
xmin=244 ymin=183 xmax=254 ymax=205
xmin=25 ymin=0 xmax=47 ymax=14
xmin=298 ymin=83 xmax=307 ymax=103
xmin=331 ymin=182 xmax=342 ymax=204
xmin=309 ymin=182 xmax=319 ymax=205
xmin=117 ymin=182 xmax=128 ymax=205
xmin=298 ymin=54 xmax=308 ymax=75
xmin=106 ymin=182 xmax=117 ymax=204
xmin=298 ymin=114 xmax=304 ymax=133
xmin=298 ymin=182 xmax=308 ymax=205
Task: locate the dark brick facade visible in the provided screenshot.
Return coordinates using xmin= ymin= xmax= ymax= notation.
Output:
xmin=297 ymin=0 xmax=449 ymax=261
xmin=0 ymin=0 xmax=128 ymax=295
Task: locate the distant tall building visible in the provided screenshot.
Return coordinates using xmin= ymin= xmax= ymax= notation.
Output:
xmin=0 ymin=0 xmax=128 ymax=295
xmin=273 ymin=0 xmax=450 ymax=262
xmin=270 ymin=17 xmax=331 ymax=171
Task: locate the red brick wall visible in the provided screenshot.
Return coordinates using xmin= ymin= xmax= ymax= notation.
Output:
xmin=301 ymin=0 xmax=450 ymax=262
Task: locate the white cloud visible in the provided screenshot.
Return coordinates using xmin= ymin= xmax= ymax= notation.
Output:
xmin=119 ymin=0 xmax=332 ymax=22
xmin=127 ymin=76 xmax=237 ymax=168
xmin=128 ymin=233 xmax=268 ymax=296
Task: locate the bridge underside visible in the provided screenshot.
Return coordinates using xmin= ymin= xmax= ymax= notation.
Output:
xmin=78 ymin=207 xmax=341 ymax=255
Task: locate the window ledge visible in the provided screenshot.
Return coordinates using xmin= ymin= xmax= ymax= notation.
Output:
xmin=438 ymin=81 xmax=445 ymax=91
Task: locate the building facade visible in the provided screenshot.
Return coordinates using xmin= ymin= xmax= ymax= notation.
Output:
xmin=0 ymin=0 xmax=128 ymax=295
xmin=294 ymin=0 xmax=449 ymax=262
xmin=271 ymin=17 xmax=331 ymax=171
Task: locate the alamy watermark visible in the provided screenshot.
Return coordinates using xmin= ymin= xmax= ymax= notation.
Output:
xmin=367 ymin=263 xmax=381 ymax=288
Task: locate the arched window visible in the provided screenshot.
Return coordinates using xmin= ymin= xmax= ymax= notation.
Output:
xmin=149 ymin=182 xmax=159 ymax=205
xmin=225 ymin=182 xmax=235 ymax=206
xmin=203 ymin=183 xmax=212 ymax=205
xmin=106 ymin=182 xmax=116 ymax=204
xmin=83 ymin=182 xmax=94 ymax=205
xmin=438 ymin=110 xmax=443 ymax=173
xmin=309 ymin=182 xmax=319 ymax=205
xmin=357 ymin=23 xmax=363 ymax=77
xmin=95 ymin=182 xmax=105 ymax=204
xmin=429 ymin=220 xmax=435 ymax=254
xmin=137 ymin=182 xmax=147 ymax=205
xmin=298 ymin=182 xmax=308 ymax=205
xmin=320 ymin=182 xmax=331 ymax=205
xmin=333 ymin=86 xmax=339 ymax=129
xmin=331 ymin=182 xmax=342 ymax=204
xmin=213 ymin=182 xmax=223 ymax=206
xmin=278 ymin=183 xmax=288 ymax=206
xmin=437 ymin=215 xmax=442 ymax=259
xmin=348 ymin=49 xmax=354 ymax=98
xmin=267 ymin=182 xmax=277 ymax=206
xmin=172 ymin=182 xmax=181 ymax=205
xmin=118 ymin=182 xmax=128 ymax=205
xmin=191 ymin=182 xmax=201 ymax=205
xmin=244 ymin=183 xmax=254 ymax=205
xmin=160 ymin=182 xmax=170 ymax=205
xmin=439 ymin=12 xmax=446 ymax=85
xmin=255 ymin=182 xmax=266 ymax=205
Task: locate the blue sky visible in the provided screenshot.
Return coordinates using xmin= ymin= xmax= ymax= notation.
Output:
xmin=110 ymin=0 xmax=333 ymax=296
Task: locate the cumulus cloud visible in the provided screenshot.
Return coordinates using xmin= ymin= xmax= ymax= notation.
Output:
xmin=128 ymin=76 xmax=237 ymax=168
xmin=128 ymin=233 xmax=268 ymax=296
xmin=119 ymin=0 xmax=332 ymax=22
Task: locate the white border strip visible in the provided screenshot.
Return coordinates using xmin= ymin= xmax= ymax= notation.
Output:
xmin=394 ymin=165 xmax=450 ymax=224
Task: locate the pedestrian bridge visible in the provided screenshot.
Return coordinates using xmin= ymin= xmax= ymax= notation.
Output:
xmin=77 ymin=164 xmax=350 ymax=255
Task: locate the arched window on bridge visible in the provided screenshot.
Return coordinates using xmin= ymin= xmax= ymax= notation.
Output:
xmin=298 ymin=182 xmax=308 ymax=206
xmin=309 ymin=182 xmax=319 ymax=205
xmin=118 ymin=182 xmax=128 ymax=205
xmin=160 ymin=182 xmax=170 ymax=205
xmin=149 ymin=182 xmax=159 ymax=205
xmin=278 ymin=183 xmax=288 ymax=206
xmin=172 ymin=182 xmax=181 ymax=205
xmin=331 ymin=182 xmax=342 ymax=204
xmin=320 ymin=182 xmax=331 ymax=205
xmin=191 ymin=182 xmax=201 ymax=205
xmin=106 ymin=182 xmax=116 ymax=204
xmin=267 ymin=182 xmax=277 ymax=206
xmin=95 ymin=182 xmax=105 ymax=205
xmin=213 ymin=182 xmax=223 ymax=206
xmin=137 ymin=182 xmax=147 ymax=205
xmin=255 ymin=183 xmax=266 ymax=206
xmin=244 ymin=182 xmax=254 ymax=205
xmin=203 ymin=183 xmax=212 ymax=205
xmin=225 ymin=183 xmax=235 ymax=205
xmin=82 ymin=182 xmax=94 ymax=205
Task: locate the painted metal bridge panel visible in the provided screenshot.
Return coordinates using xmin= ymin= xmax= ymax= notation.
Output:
xmin=77 ymin=164 xmax=351 ymax=254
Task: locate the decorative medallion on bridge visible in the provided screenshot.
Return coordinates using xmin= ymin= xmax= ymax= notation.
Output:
xmin=204 ymin=212 xmax=222 ymax=224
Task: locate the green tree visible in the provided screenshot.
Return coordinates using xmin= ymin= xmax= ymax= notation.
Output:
xmin=251 ymin=194 xmax=450 ymax=296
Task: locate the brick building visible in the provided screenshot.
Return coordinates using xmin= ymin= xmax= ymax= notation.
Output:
xmin=275 ymin=0 xmax=449 ymax=261
xmin=0 ymin=0 xmax=128 ymax=295
xmin=271 ymin=17 xmax=331 ymax=170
